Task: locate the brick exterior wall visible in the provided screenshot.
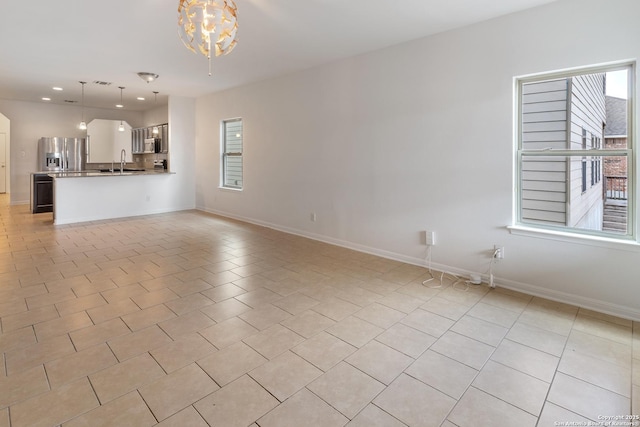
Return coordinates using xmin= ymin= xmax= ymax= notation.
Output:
xmin=604 ymin=137 xmax=628 ymax=177
xmin=604 ymin=137 xmax=627 ymax=194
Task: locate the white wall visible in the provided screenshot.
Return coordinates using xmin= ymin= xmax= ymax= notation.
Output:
xmin=110 ymin=122 xmax=133 ymax=163
xmin=143 ymin=105 xmax=169 ymax=127
xmin=167 ymin=96 xmax=196 ymax=210
xmin=195 ymin=0 xmax=640 ymax=319
xmin=87 ymin=119 xmax=115 ymax=163
xmin=86 ymin=119 xmax=133 ymax=163
xmin=0 ymin=113 xmax=10 ymax=194
xmin=0 ymin=99 xmax=144 ymax=204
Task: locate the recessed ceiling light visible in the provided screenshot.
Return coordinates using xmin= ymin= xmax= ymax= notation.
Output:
xmin=42 ymin=97 xmax=51 ymax=101
xmin=137 ymin=97 xmax=145 ymax=101
xmin=52 ymin=87 xmax=63 ymax=91
xmin=116 ymin=104 xmax=123 ymax=108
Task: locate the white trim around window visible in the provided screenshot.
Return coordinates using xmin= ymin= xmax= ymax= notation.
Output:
xmin=513 ymin=61 xmax=637 ymax=244
xmin=220 ymin=118 xmax=243 ymax=190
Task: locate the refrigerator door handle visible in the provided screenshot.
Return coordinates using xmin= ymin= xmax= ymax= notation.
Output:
xmin=61 ymin=140 xmax=66 ymax=171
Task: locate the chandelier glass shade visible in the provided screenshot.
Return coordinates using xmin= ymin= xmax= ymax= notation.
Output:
xmin=178 ymin=0 xmax=238 ymax=75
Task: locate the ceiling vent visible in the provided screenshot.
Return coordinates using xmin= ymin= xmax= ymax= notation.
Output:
xmin=93 ymin=81 xmax=112 ymax=86
xmin=64 ymin=100 xmax=78 ymax=103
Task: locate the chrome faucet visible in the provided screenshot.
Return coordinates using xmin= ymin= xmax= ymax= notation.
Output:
xmin=120 ymin=149 xmax=126 ymax=173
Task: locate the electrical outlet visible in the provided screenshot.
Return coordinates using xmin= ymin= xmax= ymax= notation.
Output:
xmin=425 ymin=231 xmax=436 ymax=246
xmin=310 ymin=212 xmax=316 ymax=222
xmin=493 ymin=245 xmax=504 ymax=259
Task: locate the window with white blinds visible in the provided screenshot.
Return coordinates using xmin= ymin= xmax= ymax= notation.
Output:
xmin=221 ymin=118 xmax=243 ymax=189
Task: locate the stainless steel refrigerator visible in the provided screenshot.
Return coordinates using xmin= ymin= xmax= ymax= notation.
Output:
xmin=37 ymin=137 xmax=87 ymax=172
xmin=32 ymin=137 xmax=87 ymax=214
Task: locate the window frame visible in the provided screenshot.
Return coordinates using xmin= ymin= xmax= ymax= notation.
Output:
xmin=220 ymin=117 xmax=243 ymax=190
xmin=581 ymin=128 xmax=588 ymax=194
xmin=513 ymin=61 xmax=636 ymax=243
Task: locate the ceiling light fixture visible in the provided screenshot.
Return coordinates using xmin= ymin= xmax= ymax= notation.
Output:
xmin=118 ymin=86 xmax=125 ymax=132
xmin=152 ymin=91 xmax=160 ymax=135
xmin=79 ymin=81 xmax=87 ymax=130
xmin=116 ymin=86 xmax=124 ymax=108
xmin=137 ymin=72 xmax=159 ymax=83
xmin=178 ymin=0 xmax=238 ymax=76
xmin=53 ymin=87 xmax=63 ymax=91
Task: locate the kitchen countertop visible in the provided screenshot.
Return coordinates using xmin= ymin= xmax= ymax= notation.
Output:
xmin=42 ymin=170 xmax=174 ymax=178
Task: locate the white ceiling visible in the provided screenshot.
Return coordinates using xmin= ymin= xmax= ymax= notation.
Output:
xmin=0 ymin=0 xmax=556 ymax=111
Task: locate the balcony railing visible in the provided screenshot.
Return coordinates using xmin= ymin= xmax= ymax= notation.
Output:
xmin=604 ymin=176 xmax=627 ymax=200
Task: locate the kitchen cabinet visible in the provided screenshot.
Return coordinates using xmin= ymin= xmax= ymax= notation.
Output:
xmin=132 ymin=124 xmax=168 ymax=154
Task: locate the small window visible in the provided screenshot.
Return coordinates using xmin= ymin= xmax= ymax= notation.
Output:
xmin=515 ymin=62 xmax=634 ymax=239
xmin=221 ymin=118 xmax=243 ymax=189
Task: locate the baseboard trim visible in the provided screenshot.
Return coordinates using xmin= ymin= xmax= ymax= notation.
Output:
xmin=197 ymin=206 xmax=640 ymax=321
xmin=54 ymin=206 xmax=195 ymax=226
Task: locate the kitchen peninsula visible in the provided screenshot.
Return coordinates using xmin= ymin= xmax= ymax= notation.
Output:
xmin=51 ymin=169 xmax=175 ymax=225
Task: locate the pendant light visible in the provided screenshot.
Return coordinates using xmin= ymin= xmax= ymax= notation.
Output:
xmin=78 ymin=81 xmax=87 ymax=130
xmin=118 ymin=86 xmax=125 ymax=132
xmin=152 ymin=91 xmax=159 ymax=135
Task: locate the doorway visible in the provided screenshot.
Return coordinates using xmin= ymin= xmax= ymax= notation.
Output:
xmin=0 ymin=133 xmax=6 ymax=193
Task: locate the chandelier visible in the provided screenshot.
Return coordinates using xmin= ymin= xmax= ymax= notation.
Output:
xmin=178 ymin=0 xmax=238 ymax=76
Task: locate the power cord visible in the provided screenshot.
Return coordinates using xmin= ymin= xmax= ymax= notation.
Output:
xmin=422 ymin=245 xmax=436 ymax=286
xmin=422 ymin=246 xmax=500 ymax=291
xmin=487 ymin=247 xmax=500 ymax=288
xmin=422 ymin=245 xmax=468 ymax=291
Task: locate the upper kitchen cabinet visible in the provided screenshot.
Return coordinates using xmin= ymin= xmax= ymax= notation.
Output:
xmin=132 ymin=124 xmax=168 ymax=154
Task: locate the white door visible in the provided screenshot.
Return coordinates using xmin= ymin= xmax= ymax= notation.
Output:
xmin=0 ymin=133 xmax=5 ymax=193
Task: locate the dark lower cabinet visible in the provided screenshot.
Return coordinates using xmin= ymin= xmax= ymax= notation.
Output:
xmin=32 ymin=174 xmax=53 ymax=213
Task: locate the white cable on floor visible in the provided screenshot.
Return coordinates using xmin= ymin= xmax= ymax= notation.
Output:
xmin=421 ymin=245 xmax=468 ymax=291
xmin=422 ymin=245 xmax=437 ymax=286
xmin=487 ymin=247 xmax=500 ymax=288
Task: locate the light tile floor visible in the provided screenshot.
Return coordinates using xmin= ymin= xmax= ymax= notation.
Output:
xmin=1 ymin=194 xmax=639 ymax=426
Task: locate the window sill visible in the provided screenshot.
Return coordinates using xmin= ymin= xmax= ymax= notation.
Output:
xmin=218 ymin=186 xmax=243 ymax=192
xmin=508 ymin=225 xmax=640 ymax=252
